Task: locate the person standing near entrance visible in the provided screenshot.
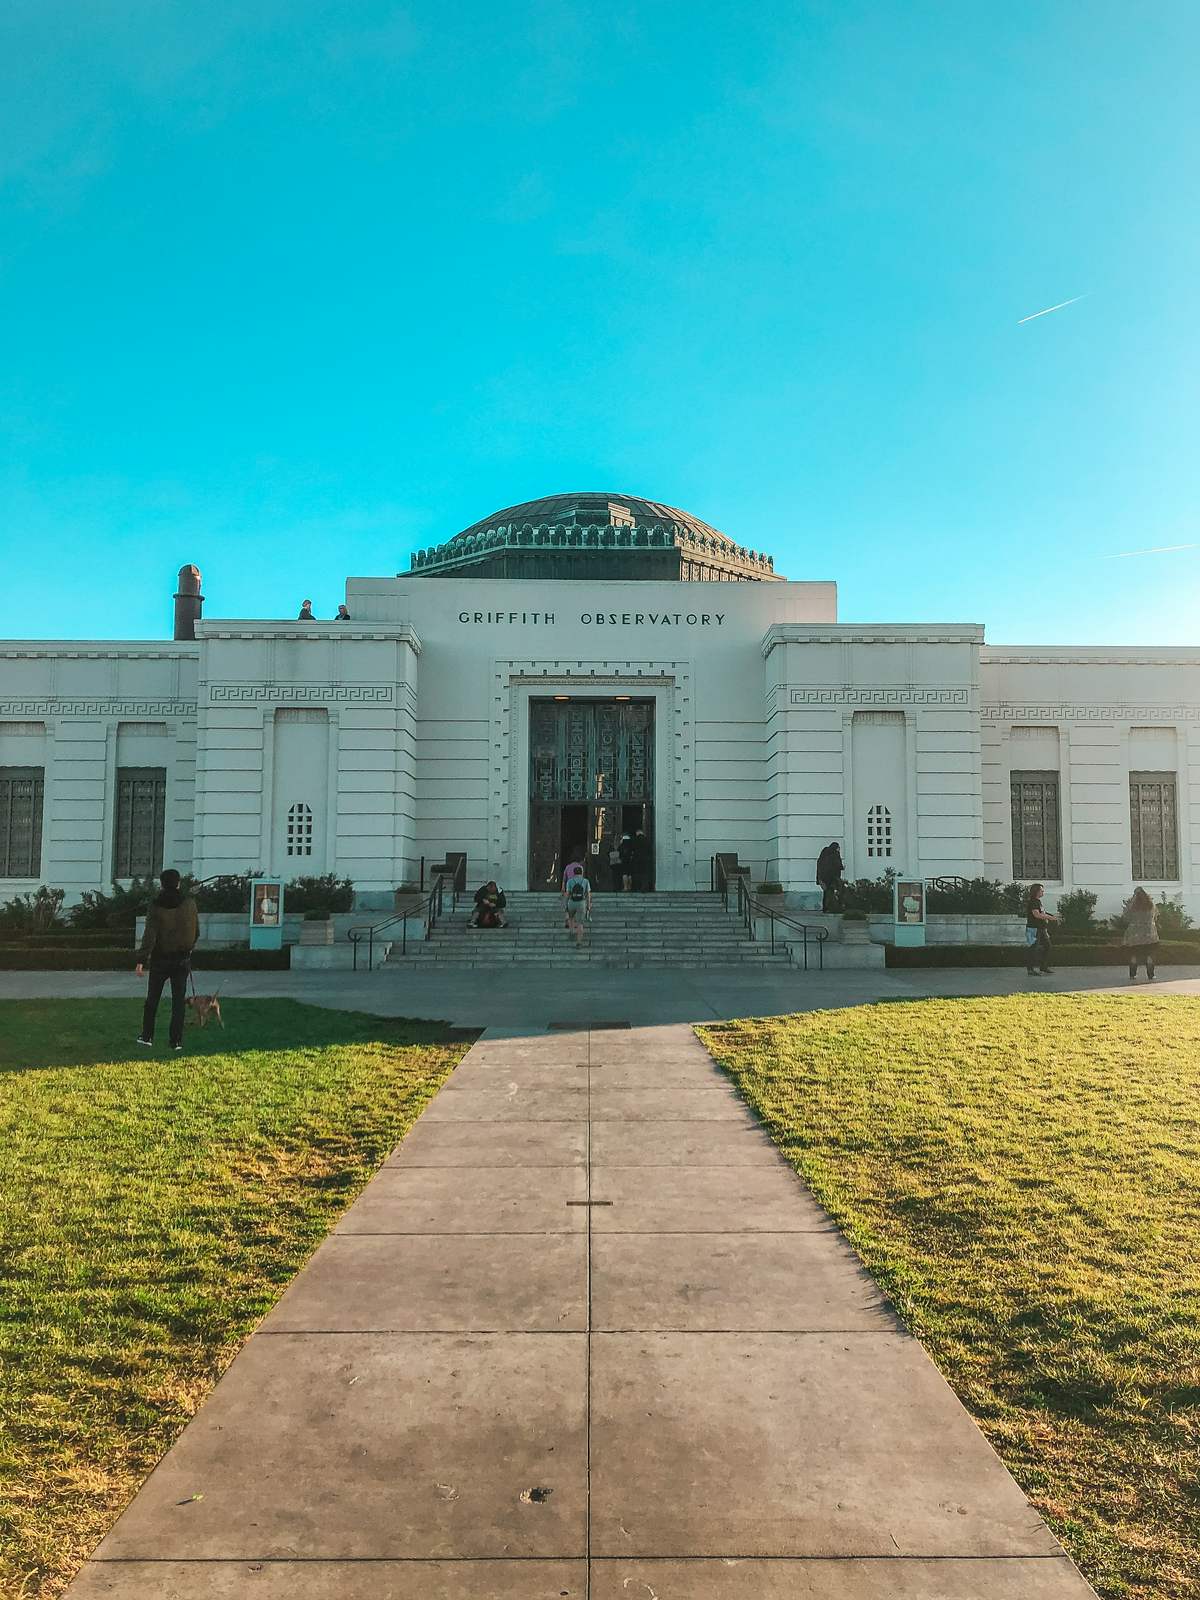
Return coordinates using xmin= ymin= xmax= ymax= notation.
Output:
xmin=563 ymin=865 xmax=592 ymax=948
xmin=135 ymin=869 xmax=199 ymax=1050
xmin=618 ymin=832 xmax=634 ymax=892
xmin=632 ymin=828 xmax=652 ymax=891
xmin=607 ymin=838 xmax=623 ymax=892
xmin=1024 ymin=883 xmax=1057 ymax=976
xmin=816 ymin=842 xmax=844 ymax=911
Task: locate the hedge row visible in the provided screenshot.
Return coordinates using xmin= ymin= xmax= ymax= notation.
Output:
xmin=0 ymin=948 xmax=291 ymax=971
xmin=886 ymin=941 xmax=1200 ymax=969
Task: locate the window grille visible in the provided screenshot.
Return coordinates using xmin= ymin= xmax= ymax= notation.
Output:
xmin=866 ymin=804 xmax=893 ymax=858
xmin=1130 ymin=773 xmax=1178 ymax=880
xmin=114 ymin=768 xmax=167 ymax=879
xmin=286 ymin=802 xmax=314 ymax=857
xmin=1010 ymin=771 xmax=1061 ymax=879
xmin=0 ymin=767 xmax=45 ymax=877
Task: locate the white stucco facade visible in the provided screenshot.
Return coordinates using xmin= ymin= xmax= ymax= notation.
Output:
xmin=3 ymin=566 xmax=1198 ymax=914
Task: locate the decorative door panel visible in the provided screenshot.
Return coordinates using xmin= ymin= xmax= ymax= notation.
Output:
xmin=528 ymin=699 xmax=654 ymax=804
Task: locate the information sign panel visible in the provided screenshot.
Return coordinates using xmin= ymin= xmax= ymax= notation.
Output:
xmin=893 ymin=876 xmax=927 ymax=947
xmin=250 ymin=879 xmax=285 ymax=951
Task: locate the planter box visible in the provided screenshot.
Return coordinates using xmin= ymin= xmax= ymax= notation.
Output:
xmin=299 ymin=921 xmax=335 ymax=946
xmin=135 ymin=911 xmax=366 ymax=950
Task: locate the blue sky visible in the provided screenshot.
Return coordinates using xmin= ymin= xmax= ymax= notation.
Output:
xmin=1 ymin=0 xmax=1197 ymax=643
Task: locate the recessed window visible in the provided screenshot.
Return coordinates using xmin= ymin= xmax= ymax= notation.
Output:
xmin=114 ymin=768 xmax=167 ymax=878
xmin=286 ymin=802 xmax=314 ymax=857
xmin=0 ymin=767 xmax=45 ymax=878
xmin=1011 ymin=771 xmax=1061 ymax=880
xmin=866 ymin=804 xmax=893 ymax=859
xmin=1130 ymin=773 xmax=1178 ymax=881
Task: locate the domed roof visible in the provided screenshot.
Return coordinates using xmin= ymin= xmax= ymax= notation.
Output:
xmin=409 ymin=491 xmax=780 ymax=580
xmin=452 ymin=492 xmax=732 ymax=548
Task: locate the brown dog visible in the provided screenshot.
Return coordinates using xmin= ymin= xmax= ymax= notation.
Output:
xmin=186 ymin=990 xmax=223 ymax=1028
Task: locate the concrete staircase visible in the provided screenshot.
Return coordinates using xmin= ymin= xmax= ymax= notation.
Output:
xmin=384 ymin=890 xmax=792 ymax=969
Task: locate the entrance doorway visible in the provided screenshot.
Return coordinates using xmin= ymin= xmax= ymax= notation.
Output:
xmin=528 ymin=698 xmax=654 ymax=891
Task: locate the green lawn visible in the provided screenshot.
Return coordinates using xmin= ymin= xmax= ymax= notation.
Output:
xmin=699 ymin=994 xmax=1200 ymax=1600
xmin=0 ymin=999 xmax=471 ymax=1599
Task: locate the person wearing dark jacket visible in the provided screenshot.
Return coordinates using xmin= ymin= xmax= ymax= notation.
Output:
xmin=631 ymin=829 xmax=652 ymax=891
xmin=1024 ymin=882 xmax=1057 ymax=976
xmin=816 ymin=842 xmax=844 ymax=911
xmin=297 ymin=599 xmax=315 ymax=621
xmin=135 ymin=869 xmax=200 ymax=1050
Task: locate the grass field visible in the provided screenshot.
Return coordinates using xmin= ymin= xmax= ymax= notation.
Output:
xmin=0 ymin=998 xmax=470 ymax=1599
xmin=699 ymin=994 xmax=1200 ymax=1600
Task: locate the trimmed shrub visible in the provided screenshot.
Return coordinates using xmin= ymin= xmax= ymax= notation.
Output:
xmin=842 ymin=872 xmax=896 ymax=912
xmin=286 ymin=874 xmax=354 ymax=913
xmin=1055 ymin=888 xmax=1099 ymax=934
xmin=886 ymin=940 xmax=1200 ymax=969
xmin=1154 ymin=893 xmax=1196 ymax=938
xmin=67 ymin=879 xmax=158 ymax=930
xmin=0 ymin=886 xmax=66 ymax=934
xmin=190 ymin=873 xmax=255 ymax=912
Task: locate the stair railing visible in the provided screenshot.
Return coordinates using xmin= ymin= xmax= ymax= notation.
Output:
xmin=348 ymin=869 xmax=453 ymax=972
xmin=713 ymin=857 xmax=827 ymax=970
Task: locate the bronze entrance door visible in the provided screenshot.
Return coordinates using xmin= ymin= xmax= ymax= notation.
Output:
xmin=528 ymin=699 xmax=654 ymax=890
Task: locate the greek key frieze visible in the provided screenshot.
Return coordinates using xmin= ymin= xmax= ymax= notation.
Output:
xmin=788 ymin=687 xmax=970 ymax=707
xmin=982 ymin=703 xmax=1200 ymax=723
xmin=0 ymin=699 xmax=194 ymax=717
xmin=206 ymin=683 xmax=395 ymax=704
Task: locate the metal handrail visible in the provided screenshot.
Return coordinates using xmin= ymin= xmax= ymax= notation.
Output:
xmin=735 ymin=876 xmax=828 ymax=969
xmin=712 ymin=856 xmax=828 ymax=970
xmin=348 ymin=872 xmax=450 ymax=972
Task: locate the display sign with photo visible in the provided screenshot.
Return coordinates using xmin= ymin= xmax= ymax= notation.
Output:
xmin=251 ymin=881 xmax=283 ymax=927
xmin=895 ymin=878 xmax=926 ymax=925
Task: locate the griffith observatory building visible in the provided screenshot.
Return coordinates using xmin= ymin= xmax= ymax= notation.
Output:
xmin=1 ymin=491 xmax=1196 ymax=915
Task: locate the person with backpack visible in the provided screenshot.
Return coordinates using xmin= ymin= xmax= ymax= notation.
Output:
xmin=1119 ymin=886 xmax=1159 ymax=981
xmin=563 ymin=864 xmax=592 ymax=948
xmin=134 ymin=869 xmax=200 ymax=1051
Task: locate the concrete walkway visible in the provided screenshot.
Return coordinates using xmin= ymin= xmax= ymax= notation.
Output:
xmin=68 ymin=1023 xmax=1096 ymax=1598
xmin=5 ymin=961 xmax=1199 ymax=1031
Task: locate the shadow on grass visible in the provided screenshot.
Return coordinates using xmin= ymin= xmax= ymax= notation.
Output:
xmin=0 ymin=997 xmax=480 ymax=1075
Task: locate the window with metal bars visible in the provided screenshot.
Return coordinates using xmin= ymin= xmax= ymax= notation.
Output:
xmin=865 ymin=804 xmax=893 ymax=858
xmin=286 ymin=802 xmax=314 ymax=857
xmin=1010 ymin=771 xmax=1061 ymax=879
xmin=1129 ymin=773 xmax=1178 ymax=880
xmin=0 ymin=768 xmax=45 ymax=877
xmin=114 ymin=768 xmax=167 ymax=879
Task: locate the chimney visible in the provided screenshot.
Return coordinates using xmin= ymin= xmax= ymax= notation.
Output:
xmin=173 ymin=564 xmax=203 ymax=640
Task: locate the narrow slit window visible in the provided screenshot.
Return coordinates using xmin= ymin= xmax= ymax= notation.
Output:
xmin=286 ymin=802 xmax=314 ymax=857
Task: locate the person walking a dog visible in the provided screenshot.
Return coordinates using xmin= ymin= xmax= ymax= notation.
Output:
xmin=135 ymin=869 xmax=199 ymax=1051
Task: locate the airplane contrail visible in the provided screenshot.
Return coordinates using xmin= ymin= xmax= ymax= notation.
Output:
xmin=1017 ymin=294 xmax=1087 ymax=324
xmin=1104 ymin=542 xmax=1198 ymax=559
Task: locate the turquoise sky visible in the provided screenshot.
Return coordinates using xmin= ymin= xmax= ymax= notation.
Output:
xmin=2 ymin=1 xmax=1197 ymax=643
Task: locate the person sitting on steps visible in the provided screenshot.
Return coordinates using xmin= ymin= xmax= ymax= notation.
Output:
xmin=470 ymin=880 xmax=507 ymax=929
